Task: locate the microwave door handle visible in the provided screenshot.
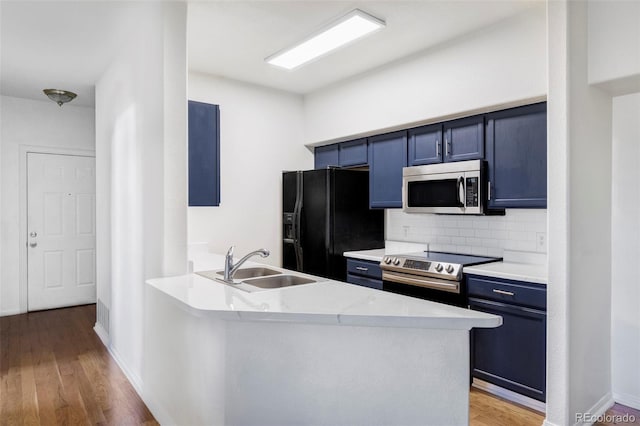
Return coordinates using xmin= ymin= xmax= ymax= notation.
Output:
xmin=457 ymin=177 xmax=465 ymax=208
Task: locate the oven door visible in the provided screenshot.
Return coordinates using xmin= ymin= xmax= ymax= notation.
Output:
xmin=382 ymin=271 xmax=467 ymax=307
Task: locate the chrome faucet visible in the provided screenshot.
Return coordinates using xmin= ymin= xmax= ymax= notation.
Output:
xmin=223 ymin=246 xmax=270 ymax=283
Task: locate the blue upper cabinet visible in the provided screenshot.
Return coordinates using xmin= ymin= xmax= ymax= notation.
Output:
xmin=368 ymin=131 xmax=408 ymax=209
xmin=315 ymin=139 xmax=368 ymax=169
xmin=314 ymin=144 xmax=339 ymax=169
xmin=339 ymin=138 xmax=368 ymax=167
xmin=486 ymin=102 xmax=547 ymax=209
xmin=408 ymin=124 xmax=443 ymax=166
xmin=443 ymin=115 xmax=485 ymax=162
xmin=188 ymin=100 xmax=220 ymax=207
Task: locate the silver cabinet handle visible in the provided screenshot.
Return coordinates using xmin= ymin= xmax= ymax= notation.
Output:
xmin=435 ymin=140 xmax=440 ymax=157
xmin=445 ymin=137 xmax=449 ymax=157
xmin=492 ymin=289 xmax=514 ymax=296
xmin=356 ymin=266 xmax=369 ymax=272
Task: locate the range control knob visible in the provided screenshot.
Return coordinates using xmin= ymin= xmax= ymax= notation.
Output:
xmin=434 ymin=263 xmax=444 ymax=272
xmin=445 ymin=265 xmax=455 ymax=274
xmin=393 ymin=258 xmax=401 ymax=266
xmin=383 ymin=256 xmax=390 ymax=264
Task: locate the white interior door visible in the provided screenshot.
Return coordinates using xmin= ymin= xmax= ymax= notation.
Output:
xmin=27 ymin=153 xmax=96 ymax=311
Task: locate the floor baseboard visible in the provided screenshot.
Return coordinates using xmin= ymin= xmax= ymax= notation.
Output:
xmin=472 ymin=378 xmax=546 ymax=413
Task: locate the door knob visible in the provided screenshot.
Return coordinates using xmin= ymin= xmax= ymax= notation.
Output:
xmin=29 ymin=242 xmax=37 ymax=248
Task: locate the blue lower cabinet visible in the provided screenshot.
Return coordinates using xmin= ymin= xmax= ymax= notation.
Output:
xmin=346 ymin=259 xmax=382 ymax=289
xmin=346 ymin=274 xmax=383 ymax=290
xmin=368 ymin=131 xmax=408 ymax=208
xmin=314 ymin=144 xmax=339 ymax=169
xmin=188 ymin=100 xmax=220 ymax=206
xmin=468 ymin=275 xmax=547 ymax=402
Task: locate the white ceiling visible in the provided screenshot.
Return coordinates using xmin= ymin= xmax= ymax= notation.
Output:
xmin=188 ymin=1 xmax=541 ymax=94
xmin=1 ymin=1 xmax=541 ymax=107
xmin=0 ymin=2 xmax=145 ymax=107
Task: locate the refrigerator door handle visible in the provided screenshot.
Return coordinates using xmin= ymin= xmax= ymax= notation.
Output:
xmin=293 ymin=171 xmax=304 ymax=271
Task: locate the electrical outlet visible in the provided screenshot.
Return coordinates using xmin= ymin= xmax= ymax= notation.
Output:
xmin=536 ymin=232 xmax=546 ymax=252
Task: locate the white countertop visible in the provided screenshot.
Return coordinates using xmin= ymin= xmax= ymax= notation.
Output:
xmin=343 ymin=248 xmax=387 ymax=262
xmin=463 ymin=262 xmax=547 ymax=284
xmin=148 ymin=253 xmax=501 ymax=330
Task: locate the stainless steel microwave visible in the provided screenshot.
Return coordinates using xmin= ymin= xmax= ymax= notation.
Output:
xmin=402 ymin=160 xmax=486 ymax=214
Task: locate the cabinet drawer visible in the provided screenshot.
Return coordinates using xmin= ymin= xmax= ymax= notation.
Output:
xmin=346 ymin=259 xmax=382 ymax=280
xmin=347 ymin=273 xmax=383 ymax=290
xmin=466 ymin=275 xmax=546 ymax=310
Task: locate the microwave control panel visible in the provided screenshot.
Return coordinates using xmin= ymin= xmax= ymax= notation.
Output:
xmin=466 ymin=177 xmax=479 ymax=207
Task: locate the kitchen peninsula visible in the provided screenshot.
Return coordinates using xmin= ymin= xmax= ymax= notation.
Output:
xmin=143 ymin=253 xmax=501 ymax=426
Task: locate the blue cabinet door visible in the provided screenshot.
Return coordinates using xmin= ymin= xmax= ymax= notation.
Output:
xmin=443 ymin=115 xmax=484 ymax=162
xmin=368 ymin=131 xmax=407 ymax=209
xmin=314 ymin=144 xmax=339 ymax=169
xmin=486 ymin=102 xmax=547 ymax=208
xmin=188 ymin=100 xmax=220 ymax=206
xmin=339 ymin=138 xmax=368 ymax=167
xmin=468 ymin=275 xmax=547 ymax=402
xmin=408 ymin=124 xmax=443 ymax=166
xmin=469 ymin=298 xmax=546 ymax=402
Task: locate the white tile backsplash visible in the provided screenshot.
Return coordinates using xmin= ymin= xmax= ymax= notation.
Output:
xmin=386 ymin=209 xmax=547 ymax=257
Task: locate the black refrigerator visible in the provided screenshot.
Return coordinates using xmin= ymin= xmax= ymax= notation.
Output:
xmin=282 ymin=168 xmax=384 ymax=281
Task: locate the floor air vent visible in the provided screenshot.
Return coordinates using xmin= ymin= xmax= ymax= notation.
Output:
xmin=97 ymin=299 xmax=110 ymax=335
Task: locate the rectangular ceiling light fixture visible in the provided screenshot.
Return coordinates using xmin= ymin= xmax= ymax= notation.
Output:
xmin=265 ymin=9 xmax=385 ymax=70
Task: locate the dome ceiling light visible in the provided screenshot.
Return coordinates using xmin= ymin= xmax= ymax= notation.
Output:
xmin=43 ymin=89 xmax=77 ymax=107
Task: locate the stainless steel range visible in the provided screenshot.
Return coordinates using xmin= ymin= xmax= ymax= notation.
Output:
xmin=380 ymin=251 xmax=501 ymax=306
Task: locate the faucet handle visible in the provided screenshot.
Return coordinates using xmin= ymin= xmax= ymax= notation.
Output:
xmin=226 ymin=246 xmax=234 ymax=257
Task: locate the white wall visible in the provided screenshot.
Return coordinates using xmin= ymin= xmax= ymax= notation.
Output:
xmin=95 ymin=2 xmax=187 ymax=389
xmin=546 ymin=1 xmax=571 ymax=422
xmin=611 ymin=93 xmax=640 ymax=410
xmin=303 ymin=5 xmax=546 ymax=145
xmin=588 ymin=1 xmax=640 ymax=94
xmin=547 ymin=1 xmax=614 ymax=425
xmin=188 ymin=72 xmax=311 ymax=266
xmin=387 ymin=209 xmax=547 ymax=258
xmin=0 ymin=95 xmax=95 ymax=316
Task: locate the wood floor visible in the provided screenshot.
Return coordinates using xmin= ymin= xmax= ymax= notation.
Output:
xmin=0 ymin=305 xmax=157 ymax=426
xmin=1 ymin=305 xmax=638 ymax=426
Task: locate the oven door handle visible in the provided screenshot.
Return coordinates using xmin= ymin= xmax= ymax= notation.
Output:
xmin=456 ymin=176 xmax=465 ymax=208
xmin=382 ymin=271 xmax=460 ymax=294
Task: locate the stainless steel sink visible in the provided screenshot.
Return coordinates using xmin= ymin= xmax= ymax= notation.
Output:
xmin=214 ymin=267 xmax=281 ymax=280
xmin=243 ymin=275 xmax=316 ymax=289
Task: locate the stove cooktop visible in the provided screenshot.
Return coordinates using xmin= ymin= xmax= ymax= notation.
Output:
xmin=401 ymin=251 xmax=502 ymax=267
